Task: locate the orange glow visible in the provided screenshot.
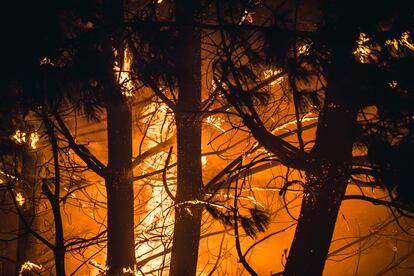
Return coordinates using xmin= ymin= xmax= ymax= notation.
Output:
xmin=353 ymin=32 xmax=381 ymax=64
xmin=12 ymin=130 xmax=26 ymax=144
xmin=135 ymin=102 xmax=175 ymax=274
xmin=114 ymin=47 xmax=134 ymax=97
xmin=15 ymin=192 xmax=25 ymax=206
xmin=263 ymin=68 xmax=284 ymax=86
xmin=2 ymin=5 xmax=413 ymax=276
xmin=19 ymin=261 xmax=43 ymax=275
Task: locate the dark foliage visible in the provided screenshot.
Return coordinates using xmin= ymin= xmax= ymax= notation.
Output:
xmin=205 ymin=204 xmax=270 ymax=238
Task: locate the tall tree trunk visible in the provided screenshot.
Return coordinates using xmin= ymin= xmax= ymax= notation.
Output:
xmin=44 ymin=116 xmax=66 ymax=275
xmin=101 ymin=0 xmax=136 ymax=274
xmin=54 ymin=249 xmax=65 ymax=276
xmin=169 ymin=1 xmax=202 ymax=275
xmin=283 ymin=63 xmax=357 ymax=276
xmin=105 ymin=100 xmax=136 ymax=275
xmin=16 ymin=152 xmax=35 ymax=274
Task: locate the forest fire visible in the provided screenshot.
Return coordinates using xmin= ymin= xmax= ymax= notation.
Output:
xmin=114 ymin=48 xmax=135 ymax=97
xmin=134 ymin=101 xmax=175 ymax=273
xmin=19 ymin=261 xmax=43 ymax=275
xmin=1 ymin=0 xmax=414 ymax=275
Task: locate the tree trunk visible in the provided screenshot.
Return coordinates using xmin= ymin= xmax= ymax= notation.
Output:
xmin=105 ymin=100 xmax=136 ymax=275
xmin=54 ymin=249 xmax=66 ymax=276
xmin=42 ymin=115 xmax=66 ymax=276
xmin=51 ymin=197 xmax=65 ymax=276
xmin=169 ymin=1 xmax=202 ymax=275
xmin=101 ymin=0 xmax=136 ymax=274
xmin=283 ymin=64 xmax=357 ymax=276
xmin=44 ymin=116 xmax=66 ymax=275
xmin=16 ymin=152 xmax=35 ymax=274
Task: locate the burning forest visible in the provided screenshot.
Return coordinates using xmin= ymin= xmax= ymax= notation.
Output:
xmin=1 ymin=0 xmax=414 ymax=275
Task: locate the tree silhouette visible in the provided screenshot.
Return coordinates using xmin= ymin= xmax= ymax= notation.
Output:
xmin=209 ymin=0 xmax=414 ymax=274
xmin=1 ymin=0 xmax=413 ymax=275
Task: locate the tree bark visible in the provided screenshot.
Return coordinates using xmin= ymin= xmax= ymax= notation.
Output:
xmin=101 ymin=0 xmax=136 ymax=274
xmin=169 ymin=1 xmax=202 ymax=275
xmin=54 ymin=249 xmax=66 ymax=276
xmin=44 ymin=116 xmax=66 ymax=275
xmin=283 ymin=63 xmax=357 ymax=276
xmin=16 ymin=152 xmax=35 ymax=274
xmin=105 ymin=100 xmax=136 ymax=275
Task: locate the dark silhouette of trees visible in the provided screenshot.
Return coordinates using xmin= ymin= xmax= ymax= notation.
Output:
xmin=1 ymin=1 xmax=136 ymax=274
xmin=128 ymin=1 xmax=278 ymax=274
xmin=169 ymin=1 xmax=203 ymax=275
xmin=209 ymin=0 xmax=414 ymax=275
xmin=1 ymin=0 xmax=413 ymax=275
xmin=0 ymin=108 xmax=109 ymax=275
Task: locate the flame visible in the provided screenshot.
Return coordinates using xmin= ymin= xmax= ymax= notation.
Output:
xmin=385 ymin=38 xmax=399 ymax=51
xmin=263 ymin=68 xmax=284 ymax=86
xmin=89 ymin=260 xmax=108 ymax=273
xmin=211 ymin=79 xmax=228 ymax=91
xmin=30 ymin=132 xmax=39 ymax=149
xmin=40 ymin=57 xmax=54 ymax=66
xmin=205 ymin=115 xmax=226 ymax=133
xmin=12 ymin=130 xmax=26 ymax=144
xmin=271 ymin=112 xmax=318 ymax=134
xmin=202 ymin=156 xmax=208 ymax=168
xmin=240 ymin=10 xmax=255 ymax=25
xmin=297 ymin=41 xmax=312 ymax=56
xmin=0 ymin=170 xmax=18 ymax=180
xmin=353 ymin=33 xmax=380 ymax=64
xmin=114 ymin=47 xmax=134 ymax=97
xmin=16 ymin=192 xmax=25 ymax=206
xmin=400 ymin=31 xmax=414 ymax=52
xmin=135 ymin=102 xmax=175 ymax=273
xmin=388 ymin=80 xmax=398 ymax=89
xmin=123 ymin=266 xmax=140 ymax=275
xmin=19 ymin=261 xmax=42 ymax=275
xmin=11 ymin=130 xmax=39 ymax=149
xmin=385 ymin=31 xmax=414 ymax=53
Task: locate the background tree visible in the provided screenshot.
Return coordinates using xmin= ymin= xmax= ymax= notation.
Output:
xmin=1 ymin=0 xmax=137 ymax=273
xmin=209 ymin=0 xmax=414 ymax=274
xmin=1 ymin=0 xmax=413 ymax=275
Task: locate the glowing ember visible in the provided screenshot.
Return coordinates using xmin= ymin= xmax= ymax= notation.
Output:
xmin=123 ymin=266 xmax=140 ymax=275
xmin=297 ymin=41 xmax=312 ymax=56
xmin=353 ymin=33 xmax=380 ymax=64
xmin=263 ymin=68 xmax=284 ymax=86
xmin=0 ymin=170 xmax=18 ymax=180
xmin=400 ymin=31 xmax=414 ymax=52
xmin=19 ymin=261 xmax=42 ymax=275
xmin=12 ymin=130 xmax=26 ymax=144
xmin=114 ymin=47 xmax=134 ymax=97
xmin=30 ymin=132 xmax=39 ymax=149
xmin=211 ymin=78 xmax=228 ymax=91
xmin=385 ymin=31 xmax=414 ymax=53
xmin=39 ymin=57 xmax=54 ymax=66
xmin=89 ymin=260 xmax=108 ymax=273
xmin=201 ymin=156 xmax=208 ymax=168
xmin=385 ymin=38 xmax=399 ymax=51
xmin=16 ymin=192 xmax=25 ymax=206
xmin=388 ymin=80 xmax=398 ymax=89
xmin=205 ymin=115 xmax=226 ymax=133
xmin=240 ymin=10 xmax=255 ymax=24
xmin=271 ymin=113 xmax=318 ymax=134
